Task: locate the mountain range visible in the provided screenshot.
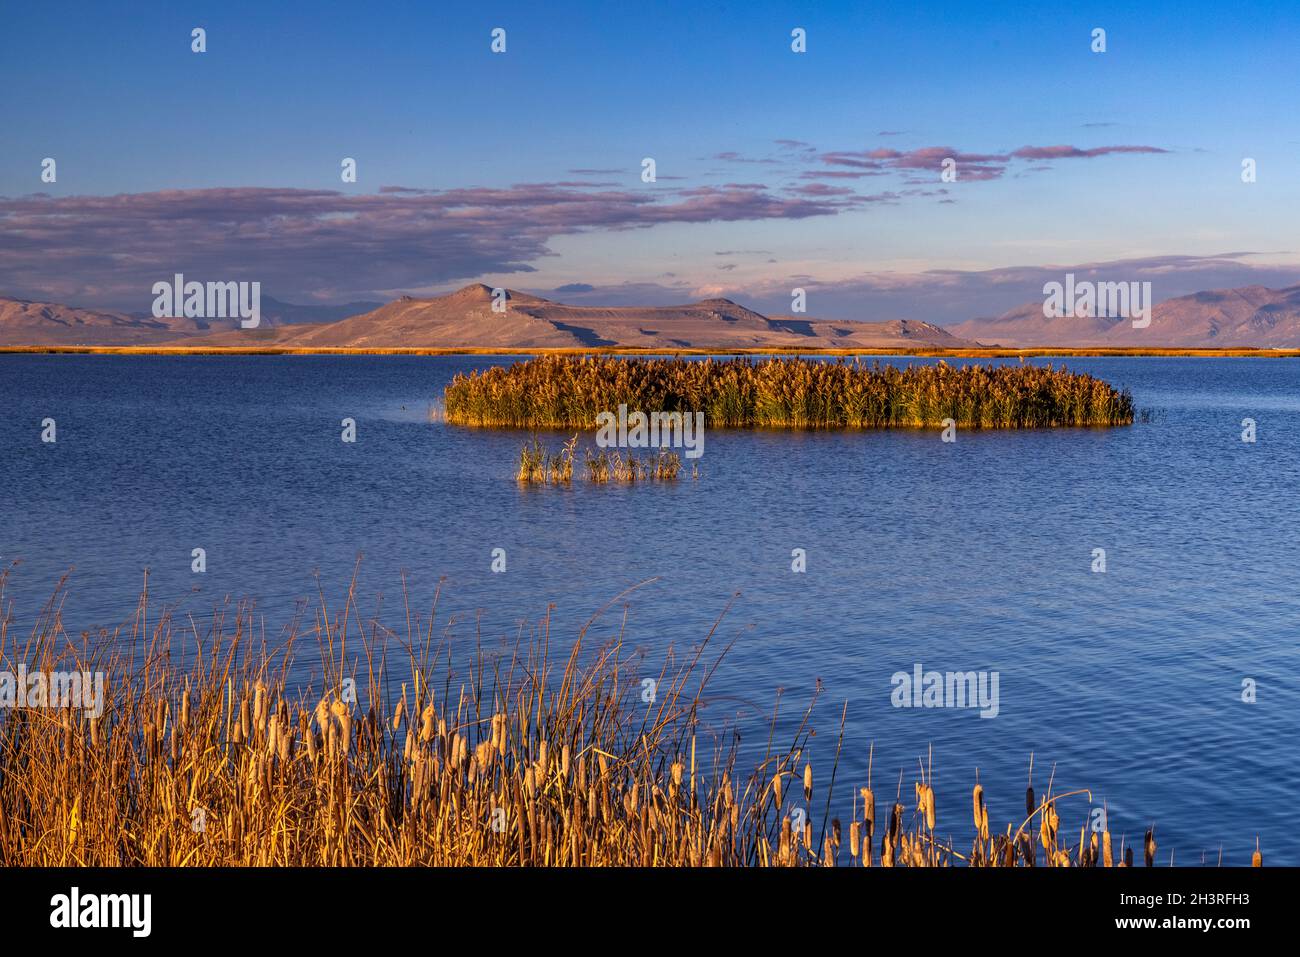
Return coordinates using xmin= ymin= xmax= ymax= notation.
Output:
xmin=0 ymin=284 xmax=974 ymax=350
xmin=4 ymin=281 xmax=1300 ymax=350
xmin=0 ymin=295 xmax=381 ymax=347
xmin=952 ymin=284 xmax=1300 ymax=348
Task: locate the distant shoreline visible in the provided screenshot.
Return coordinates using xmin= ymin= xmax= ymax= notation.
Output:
xmin=3 ymin=345 xmax=1300 ymax=358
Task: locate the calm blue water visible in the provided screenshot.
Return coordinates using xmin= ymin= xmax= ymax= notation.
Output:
xmin=1 ymin=354 xmax=1297 ymax=865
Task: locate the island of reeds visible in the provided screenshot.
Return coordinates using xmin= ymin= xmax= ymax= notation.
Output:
xmin=444 ymin=356 xmax=1135 ymax=430
xmin=0 ymin=573 xmax=1256 ymax=867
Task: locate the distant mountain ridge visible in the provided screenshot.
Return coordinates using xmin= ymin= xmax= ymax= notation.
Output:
xmin=0 ymin=298 xmax=174 ymax=346
xmin=951 ymin=284 xmax=1300 ymax=347
xmin=0 ymin=294 xmax=384 ymax=346
xmin=144 ymin=283 xmax=981 ymax=350
xmin=7 ymin=280 xmax=1300 ymax=350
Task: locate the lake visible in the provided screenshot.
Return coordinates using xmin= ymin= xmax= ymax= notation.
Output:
xmin=1 ymin=353 xmax=1297 ymax=864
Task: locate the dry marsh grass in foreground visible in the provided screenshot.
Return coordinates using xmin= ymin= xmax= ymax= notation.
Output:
xmin=445 ymin=355 xmax=1135 ymax=430
xmin=0 ymin=572 xmax=1253 ymax=867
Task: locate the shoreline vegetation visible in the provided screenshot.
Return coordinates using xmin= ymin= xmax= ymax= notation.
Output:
xmin=446 ymin=356 xmax=1135 ymax=429
xmin=0 ymin=573 xmax=1256 ymax=867
xmin=4 ymin=344 xmax=1300 ymax=358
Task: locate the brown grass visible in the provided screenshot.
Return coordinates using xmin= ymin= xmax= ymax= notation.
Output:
xmin=0 ymin=569 xmax=1255 ymax=866
xmin=445 ymin=356 xmax=1134 ymax=430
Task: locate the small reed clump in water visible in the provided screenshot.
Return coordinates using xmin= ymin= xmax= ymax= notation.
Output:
xmin=444 ymin=355 xmax=1135 ymax=430
xmin=0 ymin=572 xmax=1253 ymax=867
xmin=516 ymin=436 xmax=577 ymax=483
xmin=516 ymin=437 xmax=685 ymax=483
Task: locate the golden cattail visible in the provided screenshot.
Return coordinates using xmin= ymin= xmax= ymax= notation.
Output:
xmin=803 ymin=762 xmax=813 ymax=803
xmin=252 ymin=681 xmax=266 ymax=734
xmin=1252 ymin=838 xmax=1261 ymax=867
xmin=492 ymin=713 xmax=506 ymax=755
xmin=314 ymin=698 xmax=330 ymax=737
xmin=419 ymin=703 xmax=435 ymax=743
xmin=1144 ymin=827 xmax=1156 ymax=868
xmin=331 ymin=699 xmax=351 ymax=755
xmin=772 ymin=772 xmax=783 ymax=807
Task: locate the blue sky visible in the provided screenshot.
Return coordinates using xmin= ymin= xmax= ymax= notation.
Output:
xmin=3 ymin=0 xmax=1299 ymax=321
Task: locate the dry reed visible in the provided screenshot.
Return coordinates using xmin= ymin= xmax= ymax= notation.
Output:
xmin=444 ymin=356 xmax=1135 ymax=430
xmin=0 ymin=569 xmax=1249 ymax=867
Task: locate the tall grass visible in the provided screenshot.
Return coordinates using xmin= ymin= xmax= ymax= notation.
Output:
xmin=0 ymin=570 xmax=1247 ymax=867
xmin=445 ymin=356 xmax=1135 ymax=430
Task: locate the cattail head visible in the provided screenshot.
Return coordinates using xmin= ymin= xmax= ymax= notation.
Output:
xmin=1252 ymin=837 xmax=1261 ymax=867
xmin=314 ymin=698 xmax=330 ymax=736
xmin=418 ymin=703 xmax=436 ymax=743
xmin=1144 ymin=827 xmax=1156 ymax=867
xmin=491 ymin=713 xmax=506 ymax=755
xmin=331 ymin=700 xmax=351 ymax=755
xmin=803 ymin=762 xmax=813 ymax=803
xmin=772 ymin=772 xmax=783 ymax=807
